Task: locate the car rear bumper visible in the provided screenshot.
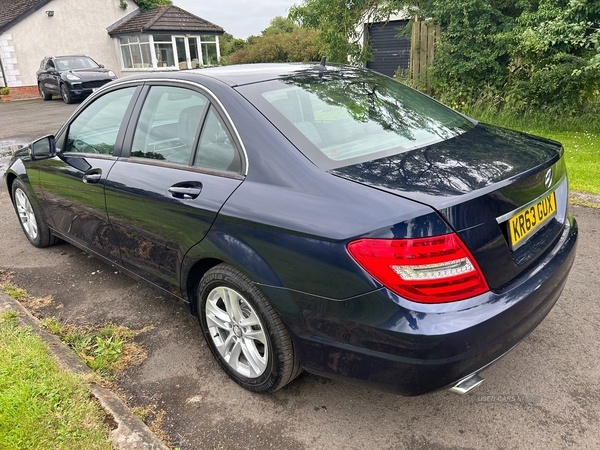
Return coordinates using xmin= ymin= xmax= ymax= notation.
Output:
xmin=261 ymin=214 xmax=578 ymax=395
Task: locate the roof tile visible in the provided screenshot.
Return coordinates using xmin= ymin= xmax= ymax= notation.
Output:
xmin=108 ymin=4 xmax=222 ymax=36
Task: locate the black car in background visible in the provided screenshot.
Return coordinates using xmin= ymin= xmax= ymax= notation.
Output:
xmin=37 ymin=55 xmax=117 ymax=104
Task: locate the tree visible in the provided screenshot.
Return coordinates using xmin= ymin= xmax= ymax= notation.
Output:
xmin=289 ymin=0 xmax=600 ymax=113
xmin=262 ymin=16 xmax=297 ymax=36
xmin=289 ymin=0 xmax=397 ymax=63
xmin=227 ymin=28 xmax=321 ymax=64
xmin=507 ymin=0 xmax=600 ymax=111
xmin=219 ymin=32 xmax=247 ymax=58
xmin=120 ymin=0 xmax=172 ymax=12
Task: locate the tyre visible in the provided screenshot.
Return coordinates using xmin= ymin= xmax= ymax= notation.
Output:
xmin=38 ymin=82 xmax=52 ymax=101
xmin=11 ymin=178 xmax=59 ymax=248
xmin=60 ymin=83 xmax=74 ymax=104
xmin=197 ymin=264 xmax=301 ymax=393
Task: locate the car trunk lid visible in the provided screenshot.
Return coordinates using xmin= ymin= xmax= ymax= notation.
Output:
xmin=330 ymin=123 xmax=569 ymax=290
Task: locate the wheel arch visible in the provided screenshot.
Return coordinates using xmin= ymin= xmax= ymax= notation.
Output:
xmin=5 ymin=171 xmax=18 ymax=202
xmin=181 ymin=229 xmax=285 ymax=316
xmin=5 ymin=163 xmax=34 ymax=206
xmin=183 ymin=257 xmax=223 ymax=316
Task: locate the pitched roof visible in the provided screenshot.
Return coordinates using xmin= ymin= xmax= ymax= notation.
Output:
xmin=0 ymin=0 xmax=53 ymax=33
xmin=108 ymin=4 xmax=222 ymax=36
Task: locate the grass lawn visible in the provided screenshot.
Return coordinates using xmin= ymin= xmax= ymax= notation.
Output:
xmin=0 ymin=312 xmax=112 ymax=450
xmin=528 ymin=130 xmax=599 ymax=194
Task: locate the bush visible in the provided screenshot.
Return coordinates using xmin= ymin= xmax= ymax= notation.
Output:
xmin=0 ymin=87 xmax=9 ymax=95
xmin=507 ymin=54 xmax=600 ymax=114
xmin=228 ymin=28 xmax=321 ymax=64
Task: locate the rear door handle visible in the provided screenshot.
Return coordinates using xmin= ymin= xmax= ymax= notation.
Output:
xmin=168 ymin=186 xmax=202 ymax=199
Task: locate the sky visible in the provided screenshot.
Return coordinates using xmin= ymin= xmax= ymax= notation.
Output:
xmin=172 ymin=0 xmax=297 ymax=39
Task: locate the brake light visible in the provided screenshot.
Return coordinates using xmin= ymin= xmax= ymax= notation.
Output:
xmin=347 ymin=234 xmax=489 ymax=303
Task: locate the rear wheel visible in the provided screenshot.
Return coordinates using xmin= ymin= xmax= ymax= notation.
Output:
xmin=11 ymin=179 xmax=58 ymax=248
xmin=197 ymin=264 xmax=301 ymax=393
xmin=38 ymin=82 xmax=52 ymax=101
xmin=60 ymin=83 xmax=73 ymax=104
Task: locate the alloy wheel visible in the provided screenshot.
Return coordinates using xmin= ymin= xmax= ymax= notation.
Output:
xmin=204 ymin=286 xmax=269 ymax=378
xmin=15 ymin=188 xmax=38 ymax=241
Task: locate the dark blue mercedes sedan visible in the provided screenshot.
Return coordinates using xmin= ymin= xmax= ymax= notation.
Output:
xmin=4 ymin=63 xmax=578 ymax=396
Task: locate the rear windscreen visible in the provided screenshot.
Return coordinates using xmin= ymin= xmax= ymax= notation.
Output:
xmin=237 ymin=68 xmax=474 ymax=170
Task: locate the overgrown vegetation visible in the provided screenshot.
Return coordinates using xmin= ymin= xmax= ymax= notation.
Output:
xmin=120 ymin=0 xmax=171 ymax=12
xmin=0 ymin=312 xmax=112 ymax=449
xmin=224 ymin=16 xmax=321 ymax=64
xmin=0 ymin=275 xmax=149 ymax=379
xmin=41 ymin=318 xmax=149 ymax=379
xmin=290 ymin=0 xmax=600 ymax=117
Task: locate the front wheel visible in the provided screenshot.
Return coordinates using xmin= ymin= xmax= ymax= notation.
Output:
xmin=11 ymin=178 xmax=58 ymax=248
xmin=60 ymin=83 xmax=73 ymax=104
xmin=197 ymin=264 xmax=301 ymax=393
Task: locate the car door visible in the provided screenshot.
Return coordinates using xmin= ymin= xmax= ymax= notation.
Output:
xmin=105 ymin=83 xmax=244 ymax=295
xmin=37 ymin=85 xmax=141 ymax=262
xmin=43 ymin=59 xmax=60 ymax=94
xmin=37 ymin=58 xmax=51 ymax=93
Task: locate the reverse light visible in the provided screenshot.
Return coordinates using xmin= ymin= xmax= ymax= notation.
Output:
xmin=347 ymin=234 xmax=489 ymax=303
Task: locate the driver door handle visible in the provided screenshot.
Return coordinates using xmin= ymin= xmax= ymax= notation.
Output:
xmin=168 ymin=186 xmax=202 ymax=199
xmin=83 ymin=173 xmax=102 ymax=183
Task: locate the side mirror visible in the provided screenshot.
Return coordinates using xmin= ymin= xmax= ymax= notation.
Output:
xmin=30 ymin=135 xmax=56 ymax=160
xmin=99 ymin=64 xmax=105 ymax=68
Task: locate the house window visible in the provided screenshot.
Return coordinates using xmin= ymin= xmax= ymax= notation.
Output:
xmin=199 ymin=35 xmax=219 ymax=66
xmin=119 ymin=36 xmax=152 ymax=69
xmin=153 ymin=35 xmax=176 ymax=67
xmin=117 ymin=34 xmax=220 ymax=70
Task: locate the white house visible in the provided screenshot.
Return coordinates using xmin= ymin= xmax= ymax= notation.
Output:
xmin=0 ymin=0 xmax=223 ymax=99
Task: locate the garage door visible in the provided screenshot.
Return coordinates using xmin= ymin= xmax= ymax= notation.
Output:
xmin=366 ymin=20 xmax=410 ymax=77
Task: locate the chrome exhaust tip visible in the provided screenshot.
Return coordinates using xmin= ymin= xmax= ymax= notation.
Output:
xmin=448 ymin=373 xmax=484 ymax=395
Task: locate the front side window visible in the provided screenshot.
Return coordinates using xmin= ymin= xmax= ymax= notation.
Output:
xmin=65 ymin=87 xmax=136 ymax=155
xmin=131 ymin=86 xmax=208 ymax=164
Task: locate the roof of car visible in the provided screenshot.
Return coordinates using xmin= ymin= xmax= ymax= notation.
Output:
xmin=185 ymin=63 xmax=353 ymax=86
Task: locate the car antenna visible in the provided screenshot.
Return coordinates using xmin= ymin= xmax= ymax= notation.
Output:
xmin=313 ymin=56 xmax=327 ymax=72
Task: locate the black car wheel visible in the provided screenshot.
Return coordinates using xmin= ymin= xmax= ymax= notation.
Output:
xmin=197 ymin=264 xmax=301 ymax=393
xmin=11 ymin=179 xmax=58 ymax=248
xmin=38 ymin=82 xmax=52 ymax=101
xmin=60 ymin=83 xmax=74 ymax=104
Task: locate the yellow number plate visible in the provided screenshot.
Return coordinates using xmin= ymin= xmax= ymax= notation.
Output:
xmin=509 ymin=191 xmax=557 ymax=250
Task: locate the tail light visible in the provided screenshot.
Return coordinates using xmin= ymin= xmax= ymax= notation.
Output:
xmin=347 ymin=234 xmax=489 ymax=303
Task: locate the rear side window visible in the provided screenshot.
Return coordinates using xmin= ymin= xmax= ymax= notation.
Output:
xmin=194 ymin=107 xmax=241 ymax=172
xmin=129 ymin=85 xmax=242 ymax=173
xmin=131 ymin=86 xmax=208 ymax=164
xmin=238 ymin=69 xmax=474 ymax=170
